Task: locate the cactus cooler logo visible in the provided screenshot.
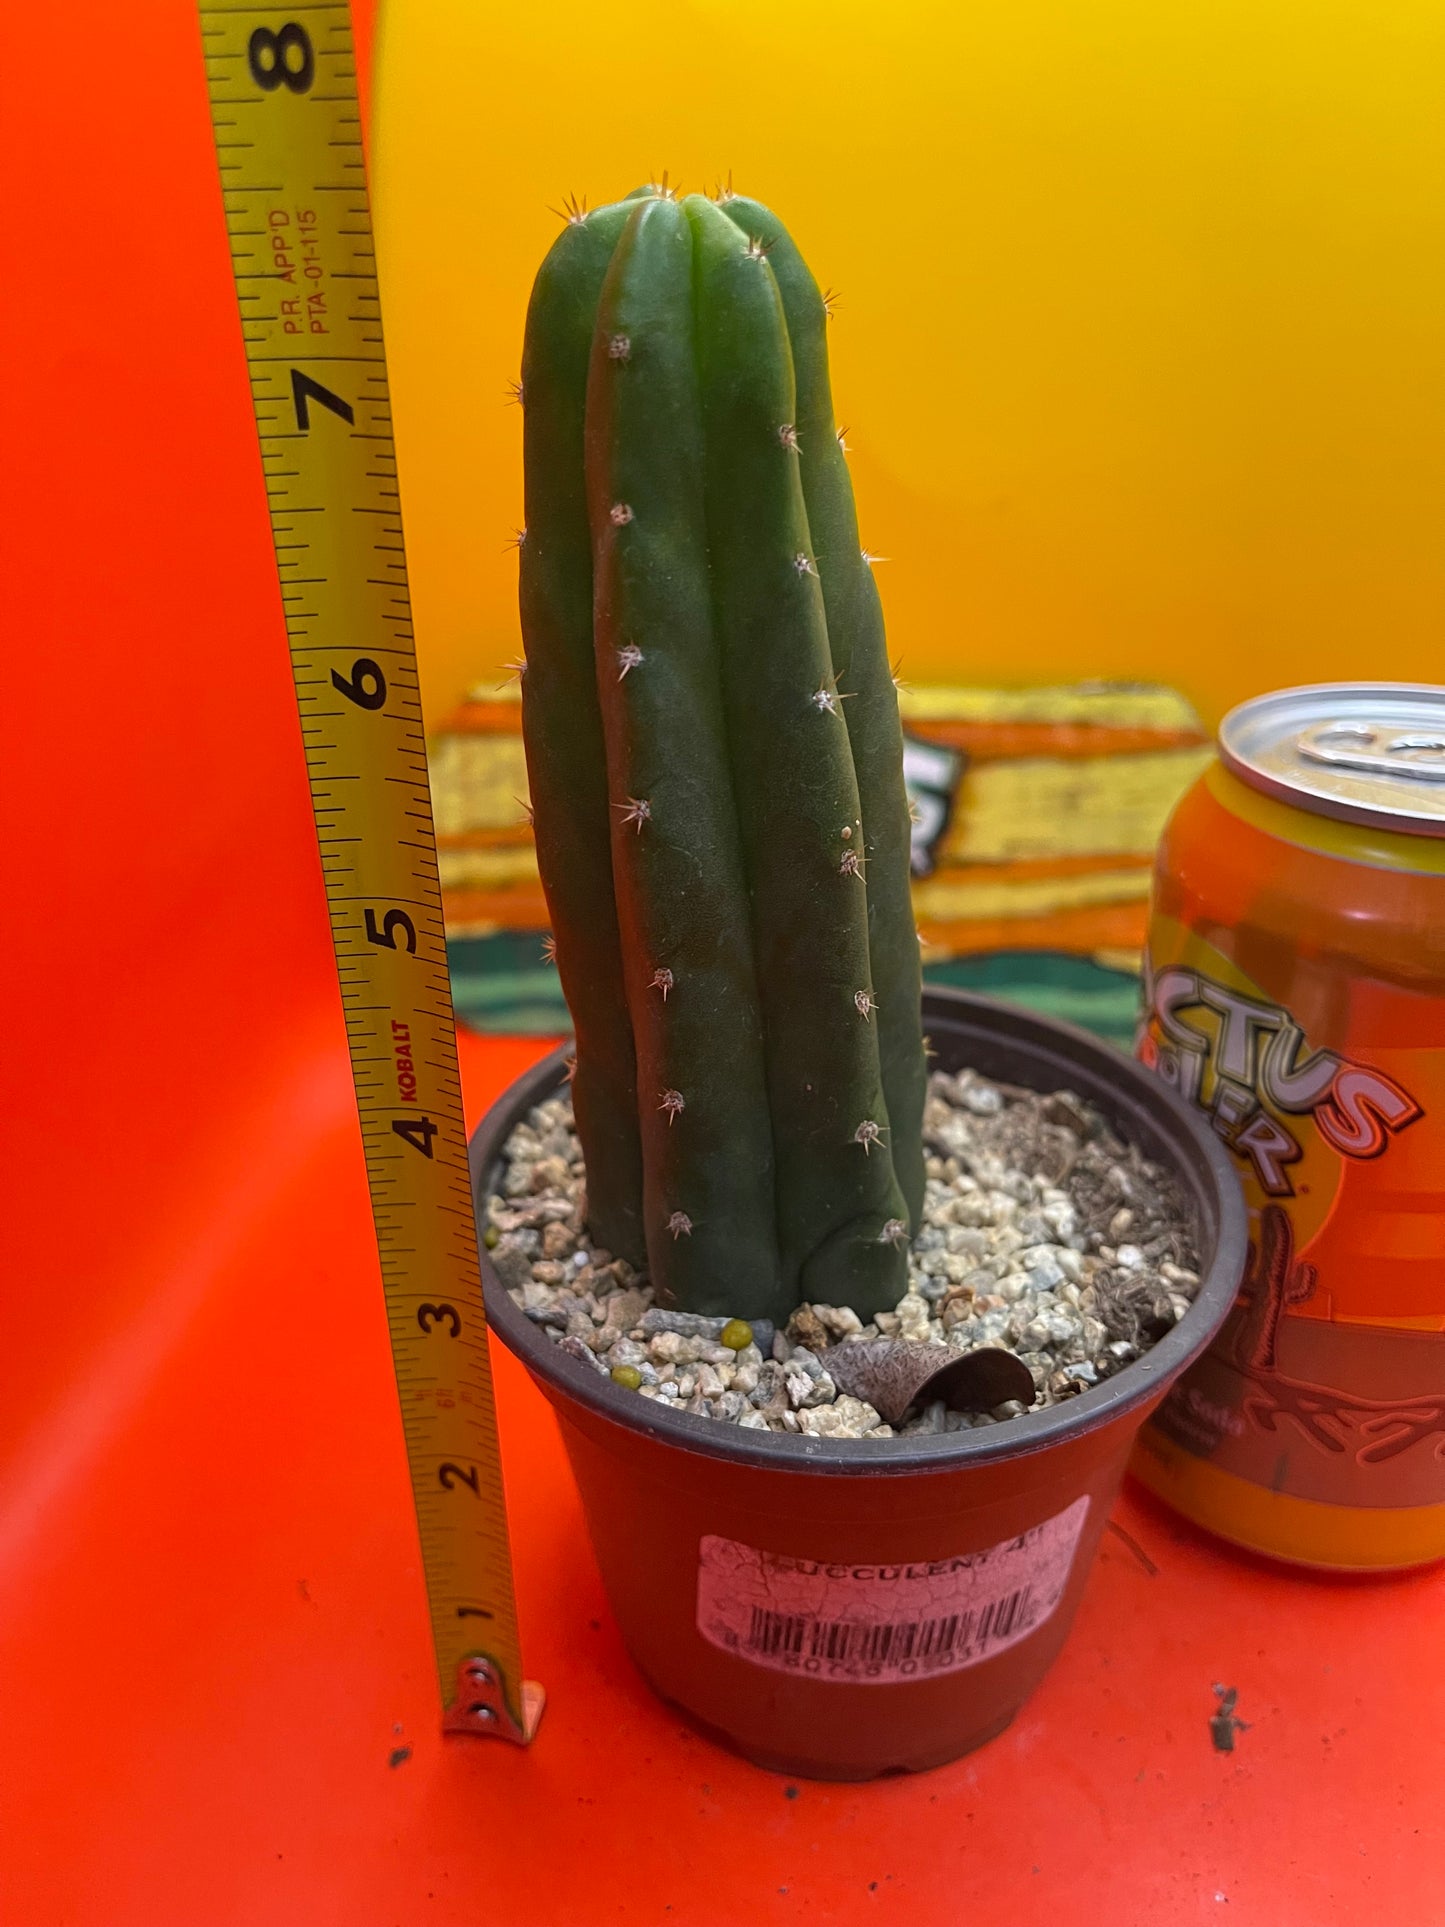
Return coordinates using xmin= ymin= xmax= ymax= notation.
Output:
xmin=1137 ymin=940 xmax=1421 ymax=1227
xmin=1137 ymin=926 xmax=1445 ymax=1510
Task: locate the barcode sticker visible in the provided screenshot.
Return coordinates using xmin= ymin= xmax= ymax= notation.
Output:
xmin=696 ymin=1496 xmax=1089 ymax=1685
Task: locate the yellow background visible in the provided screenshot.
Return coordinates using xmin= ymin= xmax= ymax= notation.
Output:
xmin=371 ymin=0 xmax=1445 ymax=733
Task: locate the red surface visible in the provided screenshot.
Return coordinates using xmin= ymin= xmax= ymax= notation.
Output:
xmin=3 ymin=5 xmax=1444 ymax=1923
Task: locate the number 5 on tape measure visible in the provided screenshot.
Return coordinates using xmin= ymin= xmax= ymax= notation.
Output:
xmin=196 ymin=0 xmax=542 ymax=1745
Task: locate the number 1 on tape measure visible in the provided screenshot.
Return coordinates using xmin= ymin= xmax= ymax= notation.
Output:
xmin=196 ymin=0 xmax=541 ymax=1744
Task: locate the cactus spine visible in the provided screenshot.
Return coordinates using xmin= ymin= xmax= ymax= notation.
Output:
xmin=519 ymin=187 xmax=925 ymax=1321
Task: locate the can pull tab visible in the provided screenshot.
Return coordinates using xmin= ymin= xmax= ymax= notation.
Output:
xmin=1297 ymin=721 xmax=1445 ymax=782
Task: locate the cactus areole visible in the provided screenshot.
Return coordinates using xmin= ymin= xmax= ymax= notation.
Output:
xmin=518 ymin=185 xmax=926 ymax=1322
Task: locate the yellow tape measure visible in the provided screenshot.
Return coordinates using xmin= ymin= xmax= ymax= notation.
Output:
xmin=197 ymin=0 xmax=540 ymax=1744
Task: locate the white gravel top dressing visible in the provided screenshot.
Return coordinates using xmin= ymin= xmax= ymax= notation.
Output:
xmin=486 ymin=1066 xmax=1201 ymax=1440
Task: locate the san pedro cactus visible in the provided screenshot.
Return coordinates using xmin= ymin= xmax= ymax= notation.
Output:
xmin=518 ymin=185 xmax=925 ymax=1322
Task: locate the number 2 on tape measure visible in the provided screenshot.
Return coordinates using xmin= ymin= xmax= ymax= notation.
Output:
xmin=197 ymin=0 xmax=541 ymax=1745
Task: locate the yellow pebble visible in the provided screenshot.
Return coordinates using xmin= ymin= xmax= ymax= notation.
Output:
xmin=720 ymin=1319 xmax=753 ymax=1352
xmin=483 ymin=1224 xmax=500 ymax=1249
xmin=610 ymin=1364 xmax=643 ymax=1391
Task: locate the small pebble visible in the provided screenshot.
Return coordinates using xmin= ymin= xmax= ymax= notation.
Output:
xmin=559 ymin=1335 xmax=608 ymax=1376
xmin=719 ymin=1318 xmax=753 ymax=1352
xmin=542 ymin=1222 xmax=575 ymax=1260
xmin=490 ymin=1243 xmax=532 ymax=1292
xmin=798 ymin=1396 xmax=884 ymax=1438
xmin=641 ymin=1308 xmax=728 ymax=1339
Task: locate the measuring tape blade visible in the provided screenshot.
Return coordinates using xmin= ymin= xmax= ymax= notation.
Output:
xmin=197 ymin=0 xmax=539 ymax=1745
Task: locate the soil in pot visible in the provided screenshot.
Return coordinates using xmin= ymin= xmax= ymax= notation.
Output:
xmin=485 ymin=1062 xmax=1202 ymax=1439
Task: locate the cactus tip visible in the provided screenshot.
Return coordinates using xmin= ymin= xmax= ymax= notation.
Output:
xmin=923 ymin=1032 xmax=938 ymax=1061
xmin=504 ymin=528 xmax=527 ymax=552
xmin=515 ymin=793 xmax=536 ymax=826
xmin=839 ymin=847 xmax=865 ymax=879
xmin=891 ymin=658 xmax=910 ymax=693
xmin=792 ymin=551 xmax=819 ymax=578
xmin=712 ymin=169 xmax=736 ymax=204
xmin=821 ymin=286 xmax=841 ymax=319
xmin=615 ymin=643 xmax=644 ymax=680
xmin=649 ymin=966 xmax=674 ymax=1000
xmin=607 ymin=333 xmax=632 ymax=362
xmin=853 ymin=1118 xmax=886 ymax=1154
xmin=860 ymin=549 xmax=889 ymax=566
xmin=540 ymin=932 xmax=557 ymax=963
xmin=907 ymin=797 xmax=923 ymax=828
xmin=563 ymin=1053 xmax=579 ymax=1084
xmin=835 ymin=423 xmax=852 ymax=453
xmin=743 ymin=232 xmax=773 ymax=261
xmin=658 ymin=1089 xmax=686 ymax=1125
xmin=505 ymin=377 xmax=525 ymax=407
xmin=550 ymin=191 xmax=589 ymax=227
xmin=616 ymin=796 xmax=651 ymax=833
xmin=666 ymin=1210 xmax=694 ymax=1239
xmin=877 ymin=1218 xmax=908 ymax=1248
xmin=778 ymin=422 xmax=801 ymax=454
xmin=854 ymin=987 xmax=878 ymax=1020
xmin=500 ymin=657 xmax=527 ymax=687
xmin=647 ymin=170 xmax=680 ymax=202
xmin=609 ymin=502 xmax=634 ymax=527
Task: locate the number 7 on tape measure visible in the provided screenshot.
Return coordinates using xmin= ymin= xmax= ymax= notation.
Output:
xmin=196 ymin=0 xmax=542 ymax=1745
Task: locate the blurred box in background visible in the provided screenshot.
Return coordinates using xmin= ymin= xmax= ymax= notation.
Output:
xmin=430 ymin=680 xmax=1210 ymax=1045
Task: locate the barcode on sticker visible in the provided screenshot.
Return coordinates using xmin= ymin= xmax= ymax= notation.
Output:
xmin=747 ymin=1586 xmax=1036 ymax=1669
xmin=697 ymin=1497 xmax=1088 ymax=1685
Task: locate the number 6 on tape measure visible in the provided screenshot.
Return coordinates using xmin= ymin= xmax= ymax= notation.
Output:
xmin=196 ymin=0 xmax=542 ymax=1745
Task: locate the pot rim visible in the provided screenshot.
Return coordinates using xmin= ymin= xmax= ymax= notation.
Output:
xmin=472 ymin=987 xmax=1248 ymax=1477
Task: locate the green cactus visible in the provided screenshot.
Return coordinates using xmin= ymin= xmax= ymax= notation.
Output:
xmin=517 ymin=185 xmax=925 ymax=1321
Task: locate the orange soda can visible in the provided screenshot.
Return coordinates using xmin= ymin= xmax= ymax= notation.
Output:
xmin=1133 ymin=684 xmax=1445 ymax=1570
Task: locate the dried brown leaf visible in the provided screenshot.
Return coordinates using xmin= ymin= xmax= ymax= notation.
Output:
xmin=826 ymin=1340 xmax=1036 ymax=1426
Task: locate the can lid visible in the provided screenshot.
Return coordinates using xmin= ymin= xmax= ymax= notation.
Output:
xmin=1219 ymin=683 xmax=1445 ymax=837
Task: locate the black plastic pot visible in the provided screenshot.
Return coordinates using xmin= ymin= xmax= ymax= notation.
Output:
xmin=472 ymin=988 xmax=1247 ymax=1779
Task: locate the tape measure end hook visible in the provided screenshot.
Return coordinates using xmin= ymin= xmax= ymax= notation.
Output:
xmin=443 ymin=1657 xmax=546 ymax=1746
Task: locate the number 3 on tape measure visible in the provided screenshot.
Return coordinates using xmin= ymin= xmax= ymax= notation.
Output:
xmin=198 ymin=0 xmax=542 ymax=1745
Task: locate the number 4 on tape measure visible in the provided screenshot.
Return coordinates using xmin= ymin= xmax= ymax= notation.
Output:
xmin=196 ymin=0 xmax=542 ymax=1745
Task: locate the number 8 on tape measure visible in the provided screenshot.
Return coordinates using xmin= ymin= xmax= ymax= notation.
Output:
xmin=196 ymin=0 xmax=542 ymax=1744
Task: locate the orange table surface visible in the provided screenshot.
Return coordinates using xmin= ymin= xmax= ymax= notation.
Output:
xmin=3 ymin=2 xmax=1443 ymax=1921
xmin=1 ymin=1024 xmax=1442 ymax=1927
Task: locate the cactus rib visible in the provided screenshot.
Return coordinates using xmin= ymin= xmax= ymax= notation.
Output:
xmin=685 ymin=194 xmax=910 ymax=1316
xmin=715 ymin=195 xmax=926 ymax=1229
xmin=587 ymin=196 xmax=783 ymax=1315
xmin=519 ymin=202 xmax=645 ymax=1263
